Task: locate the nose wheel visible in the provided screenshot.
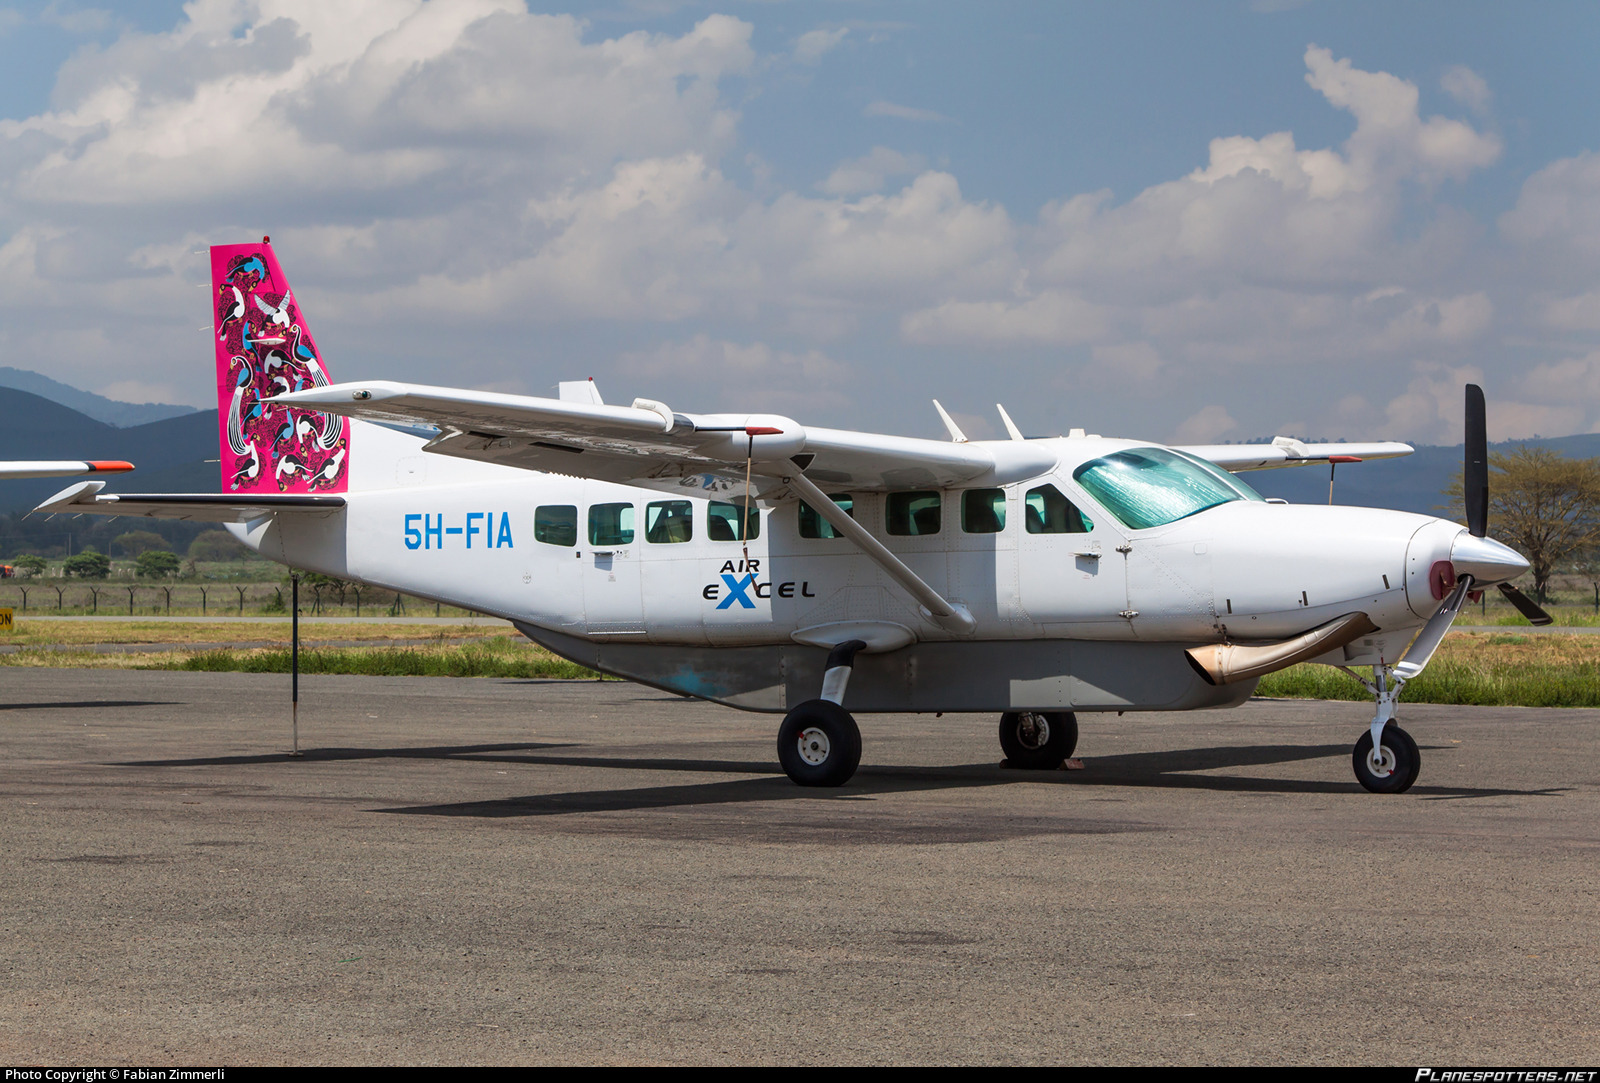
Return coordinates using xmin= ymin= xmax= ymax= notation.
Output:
xmin=1352 ymin=722 xmax=1420 ymax=794
xmin=998 ymin=710 xmax=1078 ymax=770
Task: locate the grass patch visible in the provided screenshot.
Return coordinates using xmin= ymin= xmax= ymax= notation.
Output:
xmin=1257 ymin=632 xmax=1600 ymax=707
xmin=157 ymin=636 xmax=599 ymax=679
xmin=0 ymin=635 xmax=600 ymax=679
xmin=1454 ymin=605 xmax=1600 ymax=627
xmin=0 ymin=619 xmax=510 ymax=647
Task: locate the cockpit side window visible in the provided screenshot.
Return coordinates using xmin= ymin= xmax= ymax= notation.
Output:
xmin=1024 ymin=484 xmax=1093 ymax=534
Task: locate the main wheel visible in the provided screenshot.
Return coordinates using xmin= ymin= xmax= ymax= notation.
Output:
xmin=1352 ymin=723 xmax=1421 ymax=794
xmin=998 ymin=711 xmax=1078 ymax=770
xmin=777 ymin=700 xmax=862 ymax=787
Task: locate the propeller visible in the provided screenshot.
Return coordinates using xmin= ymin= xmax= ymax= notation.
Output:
xmin=1498 ymin=581 xmax=1553 ymax=625
xmin=1465 ymin=383 xmax=1488 ymax=538
xmin=1463 ymin=383 xmax=1553 ymax=626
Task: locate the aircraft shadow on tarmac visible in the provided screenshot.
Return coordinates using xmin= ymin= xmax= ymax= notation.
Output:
xmin=117 ymin=739 xmax=1568 ymax=815
xmin=2 ymin=699 xmax=177 ymax=711
xmin=368 ymin=741 xmax=1567 ymax=817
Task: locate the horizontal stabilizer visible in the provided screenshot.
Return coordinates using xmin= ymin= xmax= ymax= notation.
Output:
xmin=34 ymin=481 xmax=345 ymax=523
xmin=0 ymin=460 xmax=133 ymax=480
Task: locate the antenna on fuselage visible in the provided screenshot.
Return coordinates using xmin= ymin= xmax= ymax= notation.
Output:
xmin=932 ymin=400 xmax=968 ymax=443
xmin=997 ymin=404 xmax=1025 ymax=441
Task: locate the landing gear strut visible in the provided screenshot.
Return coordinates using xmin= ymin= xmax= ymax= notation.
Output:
xmin=777 ymin=640 xmax=865 ymax=787
xmin=1338 ymin=662 xmax=1422 ymax=794
xmin=998 ymin=711 xmax=1078 ymax=770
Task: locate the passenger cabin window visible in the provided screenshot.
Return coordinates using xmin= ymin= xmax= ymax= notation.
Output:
xmin=644 ymin=500 xmax=693 ymax=544
xmin=588 ymin=502 xmax=635 ymax=546
xmin=961 ymin=488 xmax=1006 ymax=534
xmin=1025 ymin=484 xmax=1093 ymax=534
xmin=798 ymin=494 xmax=854 ymax=539
xmin=534 ymin=505 xmax=577 ymax=546
xmin=887 ymin=491 xmax=941 ymax=536
xmin=708 ymin=500 xmax=760 ymax=542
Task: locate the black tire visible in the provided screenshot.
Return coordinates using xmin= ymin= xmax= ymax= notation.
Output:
xmin=1352 ymin=723 xmax=1421 ymax=794
xmin=998 ymin=711 xmax=1078 ymax=770
xmin=777 ymin=700 xmax=862 ymax=787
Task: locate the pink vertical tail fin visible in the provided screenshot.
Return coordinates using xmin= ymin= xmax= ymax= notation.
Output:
xmin=211 ymin=238 xmax=349 ymax=494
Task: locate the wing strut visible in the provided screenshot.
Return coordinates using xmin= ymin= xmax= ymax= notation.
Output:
xmin=782 ymin=469 xmax=976 ymax=635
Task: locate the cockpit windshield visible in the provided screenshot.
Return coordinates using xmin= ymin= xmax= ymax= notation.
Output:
xmin=1071 ymin=447 xmax=1263 ymax=530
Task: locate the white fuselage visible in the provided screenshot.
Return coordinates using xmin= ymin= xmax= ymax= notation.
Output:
xmin=232 ymin=421 xmax=1456 ymax=670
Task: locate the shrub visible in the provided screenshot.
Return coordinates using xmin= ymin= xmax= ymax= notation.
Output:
xmin=11 ymin=555 xmax=46 ymax=578
xmin=62 ymin=550 xmax=112 ymax=579
xmin=135 ymin=550 xmax=181 ymax=579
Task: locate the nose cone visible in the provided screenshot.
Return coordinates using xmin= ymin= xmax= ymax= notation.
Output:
xmin=1452 ymin=532 xmax=1530 ymax=586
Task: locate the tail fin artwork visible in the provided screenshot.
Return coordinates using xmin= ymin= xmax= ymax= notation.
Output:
xmin=211 ymin=238 xmax=349 ymax=494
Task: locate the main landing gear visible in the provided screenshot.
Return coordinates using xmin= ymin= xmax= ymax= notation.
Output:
xmin=998 ymin=711 xmax=1078 ymax=770
xmin=777 ymin=640 xmax=866 ymax=786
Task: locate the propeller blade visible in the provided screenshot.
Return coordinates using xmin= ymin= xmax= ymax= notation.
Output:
xmin=1498 ymin=582 xmax=1554 ymax=626
xmin=1465 ymin=383 xmax=1488 ymax=538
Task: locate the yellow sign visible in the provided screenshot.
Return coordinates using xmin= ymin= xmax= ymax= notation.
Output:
xmin=0 ymin=608 xmax=12 ymax=630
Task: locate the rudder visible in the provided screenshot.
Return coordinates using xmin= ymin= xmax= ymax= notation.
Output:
xmin=211 ymin=238 xmax=349 ymax=494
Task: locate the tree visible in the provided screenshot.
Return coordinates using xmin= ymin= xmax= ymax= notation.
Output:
xmin=11 ymin=554 xmax=46 ymax=578
xmin=187 ymin=531 xmax=246 ymax=563
xmin=1445 ymin=447 xmax=1600 ymax=601
xmin=112 ymin=531 xmax=168 ymax=558
xmin=189 ymin=530 xmax=249 ymax=561
xmin=62 ymin=549 xmax=112 ymax=579
xmin=135 ymin=550 xmax=181 ymax=579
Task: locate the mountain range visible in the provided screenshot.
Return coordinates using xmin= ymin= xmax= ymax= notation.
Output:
xmin=0 ymin=367 xmax=198 ymax=428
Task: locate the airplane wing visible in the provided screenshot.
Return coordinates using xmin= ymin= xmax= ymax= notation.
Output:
xmin=34 ymin=481 xmax=345 ymax=523
xmin=273 ymin=381 xmax=1058 ymax=492
xmin=1176 ymin=437 xmax=1413 ymax=472
xmin=0 ymin=460 xmax=133 ymax=480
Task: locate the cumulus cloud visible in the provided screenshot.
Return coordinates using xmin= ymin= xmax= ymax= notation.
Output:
xmin=863 ymin=99 xmax=951 ymax=123
xmin=1441 ymin=65 xmax=1491 ymax=114
xmin=818 ymin=146 xmax=925 ymax=196
xmin=793 ymin=26 xmax=845 ymax=64
xmin=617 ymin=333 xmax=852 ymax=412
xmin=0 ymin=15 xmax=1583 ymax=443
xmin=1173 ymin=405 xmax=1237 ymax=443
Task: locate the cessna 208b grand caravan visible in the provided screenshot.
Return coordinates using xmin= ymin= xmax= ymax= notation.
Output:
xmin=37 ymin=240 xmax=1545 ymax=794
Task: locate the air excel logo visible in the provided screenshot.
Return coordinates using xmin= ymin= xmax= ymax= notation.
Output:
xmin=702 ymin=559 xmax=816 ymax=608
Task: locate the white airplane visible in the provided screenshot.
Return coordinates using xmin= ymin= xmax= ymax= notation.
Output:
xmin=36 ymin=241 xmax=1546 ymax=794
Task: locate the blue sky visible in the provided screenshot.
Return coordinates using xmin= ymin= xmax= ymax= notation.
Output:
xmin=2 ymin=1 xmax=1599 ymax=446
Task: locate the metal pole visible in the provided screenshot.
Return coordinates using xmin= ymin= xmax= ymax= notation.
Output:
xmin=290 ymin=575 xmax=301 ymax=757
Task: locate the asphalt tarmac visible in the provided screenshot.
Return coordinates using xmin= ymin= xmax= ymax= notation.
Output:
xmin=2 ymin=669 xmax=1596 ymax=1065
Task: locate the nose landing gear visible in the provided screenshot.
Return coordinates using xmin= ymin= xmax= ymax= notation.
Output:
xmin=1352 ymin=721 xmax=1421 ymax=794
xmin=1336 ymin=662 xmax=1424 ymax=793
